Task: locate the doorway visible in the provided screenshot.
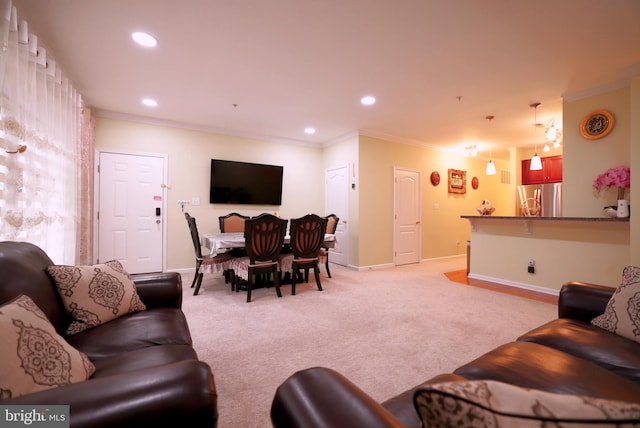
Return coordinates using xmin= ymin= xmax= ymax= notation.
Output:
xmin=95 ymin=151 xmax=167 ymax=273
xmin=325 ymin=164 xmax=349 ymax=267
xmin=394 ymin=167 xmax=421 ymax=265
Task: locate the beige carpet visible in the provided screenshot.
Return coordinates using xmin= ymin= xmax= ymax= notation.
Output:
xmin=180 ymin=255 xmax=557 ymax=428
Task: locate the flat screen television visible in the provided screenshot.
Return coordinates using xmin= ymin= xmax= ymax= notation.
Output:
xmin=210 ymin=159 xmax=283 ymax=205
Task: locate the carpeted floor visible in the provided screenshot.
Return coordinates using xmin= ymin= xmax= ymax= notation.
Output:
xmin=180 ymin=255 xmax=558 ymax=427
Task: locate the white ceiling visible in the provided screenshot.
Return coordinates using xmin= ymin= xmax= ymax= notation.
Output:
xmin=12 ymin=0 xmax=640 ymax=160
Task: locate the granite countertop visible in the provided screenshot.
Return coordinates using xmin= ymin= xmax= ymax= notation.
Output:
xmin=460 ymin=215 xmax=629 ymax=222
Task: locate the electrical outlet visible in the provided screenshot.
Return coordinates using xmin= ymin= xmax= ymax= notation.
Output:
xmin=528 ymin=259 xmax=535 ymax=274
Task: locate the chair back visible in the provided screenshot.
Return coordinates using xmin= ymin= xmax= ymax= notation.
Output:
xmin=325 ymin=214 xmax=339 ymax=234
xmin=244 ymin=213 xmax=288 ymax=262
xmin=219 ymin=212 xmax=249 ymax=233
xmin=289 ymin=214 xmax=328 ymax=259
xmin=185 ymin=212 xmax=203 ymax=259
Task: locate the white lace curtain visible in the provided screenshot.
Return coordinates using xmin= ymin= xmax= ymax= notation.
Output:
xmin=0 ymin=0 xmax=94 ymax=264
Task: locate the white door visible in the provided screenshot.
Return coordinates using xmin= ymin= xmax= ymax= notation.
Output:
xmin=394 ymin=168 xmax=421 ymax=265
xmin=97 ymin=152 xmax=166 ymax=273
xmin=325 ymin=164 xmax=349 ymax=267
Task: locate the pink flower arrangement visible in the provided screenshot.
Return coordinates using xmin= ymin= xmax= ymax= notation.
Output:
xmin=593 ymin=165 xmax=630 ymax=200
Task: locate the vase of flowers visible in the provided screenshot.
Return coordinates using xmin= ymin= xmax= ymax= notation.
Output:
xmin=593 ymin=165 xmax=630 ymax=218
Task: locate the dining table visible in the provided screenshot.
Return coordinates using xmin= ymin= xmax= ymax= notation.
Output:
xmin=200 ymin=232 xmax=336 ymax=255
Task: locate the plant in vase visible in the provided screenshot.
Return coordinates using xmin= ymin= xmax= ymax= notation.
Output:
xmin=593 ymin=165 xmax=630 ymax=217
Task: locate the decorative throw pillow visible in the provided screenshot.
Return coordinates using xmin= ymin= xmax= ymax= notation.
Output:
xmin=0 ymin=295 xmax=95 ymax=399
xmin=414 ymin=380 xmax=640 ymax=427
xmin=47 ymin=260 xmax=146 ymax=335
xmin=591 ymin=265 xmax=640 ymax=343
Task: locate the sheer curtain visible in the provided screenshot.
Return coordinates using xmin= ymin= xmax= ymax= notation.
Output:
xmin=0 ymin=0 xmax=94 ymax=264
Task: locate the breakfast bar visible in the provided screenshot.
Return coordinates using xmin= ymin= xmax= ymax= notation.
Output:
xmin=461 ymin=215 xmax=630 ymax=294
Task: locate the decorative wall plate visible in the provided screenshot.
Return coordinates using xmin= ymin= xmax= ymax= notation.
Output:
xmin=430 ymin=171 xmax=440 ymax=186
xmin=580 ymin=109 xmax=614 ymax=140
xmin=471 ymin=176 xmax=479 ymax=190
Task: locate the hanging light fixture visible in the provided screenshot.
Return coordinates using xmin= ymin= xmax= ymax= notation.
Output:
xmin=529 ymin=102 xmax=543 ymax=171
xmin=485 ymin=115 xmax=496 ymax=175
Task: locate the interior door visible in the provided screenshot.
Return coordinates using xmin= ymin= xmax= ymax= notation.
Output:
xmin=394 ymin=168 xmax=421 ymax=265
xmin=325 ymin=164 xmax=349 ymax=267
xmin=97 ymin=152 xmax=166 ymax=273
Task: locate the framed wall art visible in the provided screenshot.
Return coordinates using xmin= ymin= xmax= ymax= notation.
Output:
xmin=448 ymin=168 xmax=466 ymax=194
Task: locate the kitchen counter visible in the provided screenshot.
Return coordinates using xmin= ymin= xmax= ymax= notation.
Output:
xmin=461 ymin=215 xmax=629 ymax=221
xmin=461 ymin=215 xmax=629 ymax=233
xmin=461 ymin=215 xmax=630 ymax=293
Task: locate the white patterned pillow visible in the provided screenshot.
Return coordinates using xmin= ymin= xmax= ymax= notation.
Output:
xmin=414 ymin=380 xmax=640 ymax=427
xmin=591 ymin=265 xmax=640 ymax=343
xmin=47 ymin=260 xmax=146 ymax=335
xmin=0 ymin=295 xmax=95 ymax=399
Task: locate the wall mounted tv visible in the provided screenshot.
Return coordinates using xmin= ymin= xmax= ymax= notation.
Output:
xmin=210 ymin=159 xmax=283 ymax=205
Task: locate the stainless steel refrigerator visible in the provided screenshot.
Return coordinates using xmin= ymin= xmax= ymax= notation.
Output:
xmin=517 ymin=183 xmax=562 ymax=217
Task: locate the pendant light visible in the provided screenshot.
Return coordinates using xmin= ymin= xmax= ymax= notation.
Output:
xmin=485 ymin=115 xmax=496 ymax=175
xmin=529 ymin=102 xmax=543 ymax=171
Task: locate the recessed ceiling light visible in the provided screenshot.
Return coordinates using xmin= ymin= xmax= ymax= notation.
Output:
xmin=360 ymin=95 xmax=376 ymax=106
xmin=142 ymin=98 xmax=158 ymax=107
xmin=132 ymin=31 xmax=158 ymax=48
xmin=304 ymin=127 xmax=316 ymax=135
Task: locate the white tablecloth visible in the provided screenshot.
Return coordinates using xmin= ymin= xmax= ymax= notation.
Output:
xmin=200 ymin=232 xmax=336 ymax=254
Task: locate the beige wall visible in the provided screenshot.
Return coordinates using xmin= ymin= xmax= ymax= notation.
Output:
xmin=96 ymin=118 xmax=324 ymax=270
xmin=631 ymin=75 xmax=640 ymax=263
xmin=95 ymin=76 xmax=637 ymax=277
xmin=563 ymin=87 xmax=630 ymax=217
xmin=470 ymin=218 xmax=630 ymax=290
xmin=357 ymin=135 xmax=511 ymax=267
xmin=468 ymin=80 xmax=639 ymax=290
xmin=95 ymin=118 xmax=513 ymax=271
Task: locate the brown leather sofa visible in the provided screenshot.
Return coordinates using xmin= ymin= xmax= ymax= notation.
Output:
xmin=0 ymin=241 xmax=217 ymax=428
xmin=271 ymin=281 xmax=640 ymax=427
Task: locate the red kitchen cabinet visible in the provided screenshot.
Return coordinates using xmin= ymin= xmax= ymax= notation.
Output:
xmin=522 ymin=155 xmax=562 ymax=184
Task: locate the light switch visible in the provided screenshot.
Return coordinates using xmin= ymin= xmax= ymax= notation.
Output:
xmin=433 ymin=203 xmax=439 ymax=209
xmin=191 ymin=197 xmax=200 ymax=206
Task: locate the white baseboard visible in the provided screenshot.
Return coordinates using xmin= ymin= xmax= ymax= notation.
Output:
xmin=467 ymin=273 xmax=560 ymax=296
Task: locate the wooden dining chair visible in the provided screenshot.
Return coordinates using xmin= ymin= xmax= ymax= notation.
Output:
xmin=219 ymin=212 xmax=249 ymax=233
xmin=185 ymin=212 xmax=234 ymax=295
xmin=231 ymin=213 xmax=288 ymax=302
xmin=318 ymin=214 xmax=339 ymax=278
xmin=280 ymin=214 xmax=328 ymax=295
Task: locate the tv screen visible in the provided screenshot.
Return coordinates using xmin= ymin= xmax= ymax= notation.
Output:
xmin=210 ymin=159 xmax=283 ymax=205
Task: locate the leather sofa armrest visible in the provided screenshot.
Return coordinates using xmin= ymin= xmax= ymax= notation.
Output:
xmin=132 ymin=272 xmax=183 ymax=309
xmin=558 ymin=281 xmax=616 ymax=321
xmin=4 ymin=360 xmax=216 ymax=428
xmin=271 ymin=367 xmax=403 ymax=428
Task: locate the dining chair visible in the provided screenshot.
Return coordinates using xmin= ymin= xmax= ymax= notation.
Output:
xmin=219 ymin=212 xmax=249 ymax=233
xmin=231 ymin=213 xmax=288 ymax=302
xmin=185 ymin=212 xmax=234 ymax=295
xmin=279 ymin=214 xmax=328 ymax=295
xmin=318 ymin=214 xmax=339 ymax=278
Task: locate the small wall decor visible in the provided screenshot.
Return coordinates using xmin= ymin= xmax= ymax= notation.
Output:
xmin=448 ymin=168 xmax=466 ymax=194
xmin=430 ymin=171 xmax=440 ymax=186
xmin=471 ymin=176 xmax=479 ymax=190
xmin=580 ymin=109 xmax=614 ymax=140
